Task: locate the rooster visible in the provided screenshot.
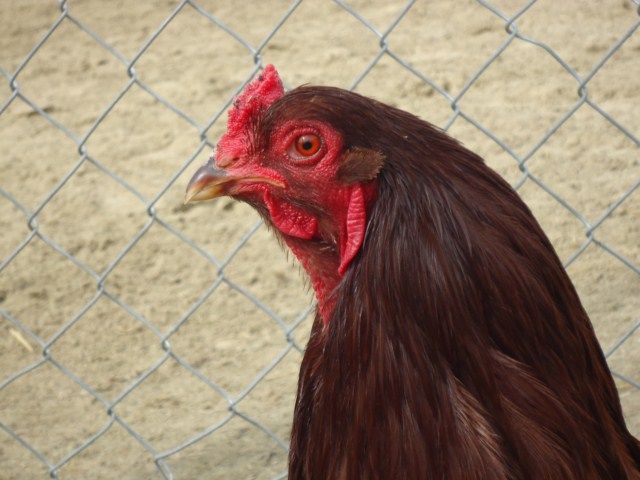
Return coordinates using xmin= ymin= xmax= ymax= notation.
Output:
xmin=185 ymin=65 xmax=640 ymax=479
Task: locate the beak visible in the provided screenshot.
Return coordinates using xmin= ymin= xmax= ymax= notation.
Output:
xmin=184 ymin=161 xmax=232 ymax=204
xmin=184 ymin=159 xmax=285 ymax=204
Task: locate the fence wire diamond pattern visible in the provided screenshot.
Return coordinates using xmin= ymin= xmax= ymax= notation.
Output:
xmin=1 ymin=0 xmax=638 ymax=478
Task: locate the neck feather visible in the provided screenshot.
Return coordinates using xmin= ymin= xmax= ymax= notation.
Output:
xmin=288 ymin=129 xmax=637 ymax=478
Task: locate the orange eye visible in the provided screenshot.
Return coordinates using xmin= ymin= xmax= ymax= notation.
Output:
xmin=294 ymin=134 xmax=321 ymax=157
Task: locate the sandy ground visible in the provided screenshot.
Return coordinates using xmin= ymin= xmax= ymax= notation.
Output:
xmin=0 ymin=0 xmax=638 ymax=479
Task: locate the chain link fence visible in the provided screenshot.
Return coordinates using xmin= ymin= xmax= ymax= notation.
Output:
xmin=1 ymin=0 xmax=638 ymax=478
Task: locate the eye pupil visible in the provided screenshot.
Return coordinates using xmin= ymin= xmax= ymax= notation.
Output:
xmin=302 ymin=141 xmax=313 ymax=150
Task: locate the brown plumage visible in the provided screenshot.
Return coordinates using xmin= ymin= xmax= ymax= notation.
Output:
xmin=186 ymin=66 xmax=640 ymax=479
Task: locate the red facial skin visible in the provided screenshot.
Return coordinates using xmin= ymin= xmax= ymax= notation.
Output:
xmin=213 ymin=67 xmax=373 ymax=324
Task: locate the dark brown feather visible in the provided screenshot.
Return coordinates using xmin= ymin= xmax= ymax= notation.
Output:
xmin=259 ymin=86 xmax=640 ymax=479
xmin=336 ymin=147 xmax=385 ymax=184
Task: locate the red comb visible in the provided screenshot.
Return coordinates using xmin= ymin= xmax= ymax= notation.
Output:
xmin=226 ymin=65 xmax=284 ymax=136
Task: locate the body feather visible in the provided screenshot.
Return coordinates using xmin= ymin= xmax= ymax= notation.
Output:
xmin=277 ymin=87 xmax=640 ymax=479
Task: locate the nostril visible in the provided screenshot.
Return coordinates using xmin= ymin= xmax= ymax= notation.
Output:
xmin=215 ymin=155 xmax=238 ymax=168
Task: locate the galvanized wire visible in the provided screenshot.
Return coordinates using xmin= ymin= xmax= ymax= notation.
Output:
xmin=0 ymin=1 xmax=638 ymax=478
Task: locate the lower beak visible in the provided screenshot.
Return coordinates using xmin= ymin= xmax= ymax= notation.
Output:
xmin=184 ymin=160 xmax=284 ymax=204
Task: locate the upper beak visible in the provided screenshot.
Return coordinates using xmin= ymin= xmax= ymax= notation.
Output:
xmin=184 ymin=159 xmax=285 ymax=204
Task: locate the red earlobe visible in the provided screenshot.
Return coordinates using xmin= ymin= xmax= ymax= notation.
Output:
xmin=264 ymin=191 xmax=318 ymax=240
xmin=339 ymin=185 xmax=367 ymax=275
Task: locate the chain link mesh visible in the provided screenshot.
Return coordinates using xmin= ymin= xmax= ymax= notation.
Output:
xmin=1 ymin=1 xmax=638 ymax=478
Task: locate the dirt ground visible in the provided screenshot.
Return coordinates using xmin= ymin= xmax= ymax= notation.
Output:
xmin=0 ymin=1 xmax=638 ymax=479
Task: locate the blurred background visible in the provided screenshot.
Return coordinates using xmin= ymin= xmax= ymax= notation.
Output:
xmin=0 ymin=1 xmax=638 ymax=478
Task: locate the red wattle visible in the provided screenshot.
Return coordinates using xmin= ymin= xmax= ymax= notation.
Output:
xmin=338 ymin=185 xmax=367 ymax=275
xmin=264 ymin=191 xmax=318 ymax=240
